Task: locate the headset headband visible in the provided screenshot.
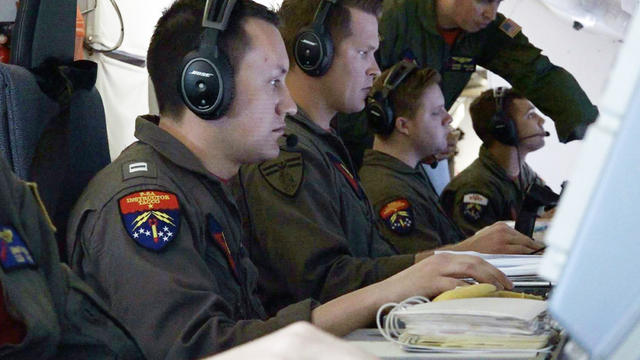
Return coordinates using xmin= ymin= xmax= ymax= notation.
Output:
xmin=378 ymin=60 xmax=418 ymax=100
xmin=493 ymin=86 xmax=507 ymax=113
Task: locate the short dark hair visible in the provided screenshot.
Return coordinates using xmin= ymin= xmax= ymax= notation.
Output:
xmin=470 ymin=87 xmax=526 ymax=144
xmin=147 ymin=0 xmax=279 ymax=119
xmin=278 ymin=0 xmax=383 ymax=66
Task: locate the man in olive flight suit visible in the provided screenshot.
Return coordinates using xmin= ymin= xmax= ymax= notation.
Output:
xmin=0 ymin=155 xmax=143 ymax=360
xmin=338 ymin=0 xmax=599 ymax=169
xmin=359 ymin=62 xmax=542 ymax=256
xmin=234 ymin=0 xmax=522 ymax=317
xmin=67 ymin=1 xmax=512 ymax=359
xmin=441 ymin=88 xmax=551 ymax=236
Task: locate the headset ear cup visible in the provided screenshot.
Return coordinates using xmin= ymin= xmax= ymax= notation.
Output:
xmin=490 ymin=112 xmax=518 ymax=146
xmin=366 ymin=96 xmax=395 ymax=135
xmin=294 ymin=25 xmax=334 ymax=77
xmin=179 ymin=49 xmax=234 ymax=120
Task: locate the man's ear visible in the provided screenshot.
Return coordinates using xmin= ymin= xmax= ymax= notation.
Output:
xmin=395 ymin=116 xmax=411 ymax=136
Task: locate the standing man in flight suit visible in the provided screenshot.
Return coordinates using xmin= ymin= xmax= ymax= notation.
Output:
xmin=234 ymin=0 xmax=519 ymax=317
xmin=338 ymin=0 xmax=599 ymax=169
xmin=359 ymin=62 xmax=543 ymax=255
xmin=441 ymin=88 xmax=552 ymax=236
xmin=0 ymin=155 xmax=143 ymax=359
xmin=66 ymin=1 xmax=511 ymax=359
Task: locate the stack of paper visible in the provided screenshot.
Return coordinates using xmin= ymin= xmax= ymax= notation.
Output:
xmin=434 ymin=251 xmax=543 ymax=277
xmin=393 ymin=298 xmax=551 ymax=351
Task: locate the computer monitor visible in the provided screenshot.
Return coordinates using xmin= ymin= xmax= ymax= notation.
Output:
xmin=539 ymin=6 xmax=640 ymax=359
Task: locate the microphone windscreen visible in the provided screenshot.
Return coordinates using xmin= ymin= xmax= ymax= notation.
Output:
xmin=285 ymin=134 xmax=298 ymax=147
xmin=544 ymin=131 xmax=550 ymax=136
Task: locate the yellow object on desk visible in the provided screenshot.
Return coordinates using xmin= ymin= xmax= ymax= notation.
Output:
xmin=433 ymin=283 xmax=543 ymax=302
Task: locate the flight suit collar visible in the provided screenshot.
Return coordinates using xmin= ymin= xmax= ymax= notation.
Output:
xmin=478 ymin=146 xmax=532 ymax=191
xmin=418 ymin=0 xmax=440 ymax=35
xmin=134 ymin=115 xmax=224 ymax=185
xmin=287 ymin=106 xmax=358 ymax=173
xmin=287 ymin=106 xmax=336 ymax=137
xmin=363 ymin=149 xmax=420 ymax=175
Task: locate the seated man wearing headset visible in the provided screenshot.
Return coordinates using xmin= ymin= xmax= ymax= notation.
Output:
xmin=359 ymin=61 xmax=542 ymax=255
xmin=441 ymin=87 xmax=553 ymax=236
xmin=66 ymin=1 xmax=511 ymax=359
xmin=0 ymin=154 xmax=143 ymax=359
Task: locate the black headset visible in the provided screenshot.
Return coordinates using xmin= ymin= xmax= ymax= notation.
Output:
xmin=178 ymin=0 xmax=237 ymax=120
xmin=294 ymin=0 xmax=337 ymax=77
xmin=365 ymin=60 xmax=418 ymax=135
xmin=489 ymin=86 xmax=519 ymax=146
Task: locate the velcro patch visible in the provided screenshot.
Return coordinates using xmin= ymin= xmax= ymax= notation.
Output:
xmin=119 ymin=190 xmax=180 ymax=252
xmin=499 ymin=18 xmax=522 ymax=38
xmin=327 ymin=152 xmax=364 ymax=199
xmin=0 ymin=225 xmax=36 ymax=271
xmin=379 ymin=199 xmax=414 ymax=235
xmin=259 ymin=151 xmax=303 ymax=197
xmin=208 ymin=214 xmax=240 ymax=282
xmin=462 ymin=193 xmax=489 ymax=222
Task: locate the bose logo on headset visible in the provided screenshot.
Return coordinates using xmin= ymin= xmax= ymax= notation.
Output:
xmin=178 ymin=0 xmax=237 ymax=120
xmin=294 ymin=0 xmax=338 ymax=77
xmin=189 ymin=70 xmax=215 ymax=78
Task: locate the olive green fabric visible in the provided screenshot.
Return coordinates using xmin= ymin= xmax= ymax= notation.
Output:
xmin=66 ymin=116 xmax=315 ymax=360
xmin=337 ymin=0 xmax=599 ymax=168
xmin=440 ymin=146 xmax=544 ymax=236
xmin=359 ymin=150 xmax=465 ymax=254
xmin=0 ymin=156 xmax=143 ymax=360
xmin=234 ymin=108 xmax=414 ymax=316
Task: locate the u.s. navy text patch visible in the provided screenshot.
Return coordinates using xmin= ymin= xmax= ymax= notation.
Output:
xmin=0 ymin=225 xmax=36 ymax=271
xmin=119 ymin=191 xmax=180 ymax=251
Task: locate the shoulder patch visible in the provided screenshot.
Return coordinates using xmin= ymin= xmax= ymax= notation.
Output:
xmin=207 ymin=214 xmax=240 ymax=282
xmin=462 ymin=193 xmax=489 ymax=222
xmin=326 ymin=152 xmax=365 ymax=199
xmin=259 ymin=151 xmax=303 ymax=197
xmin=0 ymin=225 xmax=37 ymax=271
xmin=119 ymin=190 xmax=180 ymax=252
xmin=499 ymin=18 xmax=522 ymax=38
xmin=379 ymin=199 xmax=414 ymax=235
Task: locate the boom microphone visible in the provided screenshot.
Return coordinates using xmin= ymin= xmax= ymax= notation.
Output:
xmin=283 ymin=134 xmax=298 ymax=147
xmin=519 ymin=131 xmax=550 ymax=140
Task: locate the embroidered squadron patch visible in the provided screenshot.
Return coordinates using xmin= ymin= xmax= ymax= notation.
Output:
xmin=119 ymin=191 xmax=180 ymax=252
xmin=0 ymin=225 xmax=36 ymax=271
xmin=259 ymin=151 xmax=303 ymax=197
xmin=462 ymin=193 xmax=489 ymax=222
xmin=499 ymin=18 xmax=522 ymax=38
xmin=207 ymin=214 xmax=240 ymax=281
xmin=379 ymin=199 xmax=414 ymax=235
xmin=327 ymin=152 xmax=365 ymax=199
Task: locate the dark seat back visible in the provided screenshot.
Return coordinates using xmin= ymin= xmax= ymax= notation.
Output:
xmin=1 ymin=0 xmax=111 ymax=260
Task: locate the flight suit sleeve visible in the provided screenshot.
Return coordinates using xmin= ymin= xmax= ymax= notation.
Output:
xmin=377 ymin=1 xmax=408 ymax=69
xmin=372 ymin=195 xmax=442 ymax=255
xmin=479 ymin=14 xmax=599 ymax=142
xmin=68 ymin=186 xmax=314 ymax=360
xmin=440 ymin=187 xmax=502 ymax=237
xmin=238 ymin=147 xmax=413 ymax=304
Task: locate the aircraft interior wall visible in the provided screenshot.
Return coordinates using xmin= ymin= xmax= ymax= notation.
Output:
xmin=82 ymin=0 xmax=623 ymax=193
